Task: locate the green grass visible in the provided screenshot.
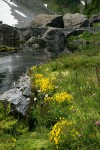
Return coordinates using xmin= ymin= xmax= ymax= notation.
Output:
xmin=0 ymin=45 xmax=16 ymax=53
xmin=67 ymin=31 xmax=100 ymax=44
xmin=0 ymin=45 xmax=100 ymax=149
xmin=29 ymin=46 xmax=100 ymax=149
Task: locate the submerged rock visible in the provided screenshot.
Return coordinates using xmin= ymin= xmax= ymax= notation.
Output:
xmin=0 ymin=75 xmax=32 ymax=116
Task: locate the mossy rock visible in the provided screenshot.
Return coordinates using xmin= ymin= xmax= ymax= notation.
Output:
xmin=0 ymin=45 xmax=16 ymax=53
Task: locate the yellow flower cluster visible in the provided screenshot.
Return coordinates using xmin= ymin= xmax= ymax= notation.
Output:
xmin=44 ymin=96 xmax=53 ymax=102
xmin=50 ymin=119 xmax=78 ymax=145
xmin=35 ymin=74 xmax=55 ymax=93
xmin=35 ymin=74 xmax=44 ymax=79
xmin=54 ymin=92 xmax=73 ymax=103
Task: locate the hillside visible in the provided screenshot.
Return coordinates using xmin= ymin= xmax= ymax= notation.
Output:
xmin=0 ymin=0 xmax=52 ymax=27
xmin=43 ymin=0 xmax=100 ymax=15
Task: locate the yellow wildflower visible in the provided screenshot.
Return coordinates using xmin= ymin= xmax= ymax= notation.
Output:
xmin=44 ymin=96 xmax=53 ymax=102
xmin=54 ymin=92 xmax=73 ymax=103
xmin=50 ymin=119 xmax=78 ymax=145
xmin=35 ymin=76 xmax=55 ymax=93
xmin=35 ymin=74 xmax=44 ymax=79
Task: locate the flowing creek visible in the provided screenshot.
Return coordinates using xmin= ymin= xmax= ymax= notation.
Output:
xmin=0 ymin=47 xmax=49 ymax=94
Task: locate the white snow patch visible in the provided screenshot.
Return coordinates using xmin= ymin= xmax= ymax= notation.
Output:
xmin=81 ymin=0 xmax=85 ymax=6
xmin=15 ymin=10 xmax=27 ymax=18
xmin=0 ymin=0 xmax=18 ymax=26
xmin=6 ymin=0 xmax=18 ymax=7
xmin=44 ymin=4 xmax=47 ymax=7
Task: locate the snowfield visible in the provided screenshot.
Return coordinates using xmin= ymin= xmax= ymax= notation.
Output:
xmin=0 ymin=0 xmax=52 ymax=27
xmin=0 ymin=0 xmax=18 ymax=26
xmin=0 ymin=0 xmax=34 ymax=27
xmin=15 ymin=10 xmax=27 ymax=18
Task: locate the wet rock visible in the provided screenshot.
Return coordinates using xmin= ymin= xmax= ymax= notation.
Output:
xmin=0 ymin=75 xmax=32 ymax=116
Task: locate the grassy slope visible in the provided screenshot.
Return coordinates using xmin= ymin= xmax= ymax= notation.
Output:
xmin=30 ymin=45 xmax=100 ymax=149
xmin=43 ymin=0 xmax=80 ymax=14
xmin=43 ymin=0 xmax=100 ymax=15
xmin=0 ymin=44 xmax=100 ymax=149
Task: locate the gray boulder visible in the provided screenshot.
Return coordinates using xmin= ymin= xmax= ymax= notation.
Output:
xmin=89 ymin=13 xmax=100 ymax=26
xmin=25 ymin=36 xmax=45 ymax=47
xmin=22 ymin=27 xmax=66 ymax=55
xmin=42 ymin=27 xmax=65 ymax=55
xmin=0 ymin=75 xmax=32 ymax=116
xmin=28 ymin=14 xmax=64 ymax=28
xmin=0 ymin=21 xmax=2 ymax=24
xmin=63 ymin=13 xmax=89 ymax=29
xmin=0 ymin=24 xmax=20 ymax=46
xmin=22 ymin=27 xmax=48 ymax=41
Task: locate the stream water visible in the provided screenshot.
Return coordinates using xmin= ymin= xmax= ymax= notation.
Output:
xmin=0 ymin=47 xmax=49 ymax=94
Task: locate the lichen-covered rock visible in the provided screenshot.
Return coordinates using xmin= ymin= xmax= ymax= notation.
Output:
xmin=63 ymin=13 xmax=89 ymax=29
xmin=28 ymin=14 xmax=64 ymax=28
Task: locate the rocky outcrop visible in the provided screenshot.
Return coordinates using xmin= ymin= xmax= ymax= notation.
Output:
xmin=14 ymin=0 xmax=52 ymax=15
xmin=1 ymin=13 xmax=99 ymax=55
xmin=21 ymin=27 xmax=48 ymax=41
xmin=0 ymin=75 xmax=32 ymax=116
xmin=63 ymin=13 xmax=89 ymax=29
xmin=0 ymin=24 xmax=20 ymax=46
xmin=28 ymin=14 xmax=64 ymax=28
xmin=0 ymin=0 xmax=53 ymax=28
xmin=89 ymin=13 xmax=100 ymax=26
xmin=42 ymin=27 xmax=65 ymax=54
xmin=0 ymin=21 xmax=2 ymax=24
xmin=20 ymin=27 xmax=66 ymax=55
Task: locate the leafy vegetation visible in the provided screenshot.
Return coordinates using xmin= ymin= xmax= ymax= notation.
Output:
xmin=84 ymin=0 xmax=100 ymax=15
xmin=0 ymin=44 xmax=100 ymax=149
xmin=43 ymin=0 xmax=80 ymax=14
xmin=66 ymin=31 xmax=100 ymax=52
xmin=43 ymin=0 xmax=100 ymax=15
xmin=0 ymin=45 xmax=16 ymax=53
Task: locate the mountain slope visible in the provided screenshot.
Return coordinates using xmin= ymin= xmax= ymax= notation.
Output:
xmin=0 ymin=0 xmax=52 ymax=28
xmin=43 ymin=0 xmax=99 ymax=15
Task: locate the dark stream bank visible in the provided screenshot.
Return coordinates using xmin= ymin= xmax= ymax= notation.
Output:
xmin=0 ymin=47 xmax=49 ymax=94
